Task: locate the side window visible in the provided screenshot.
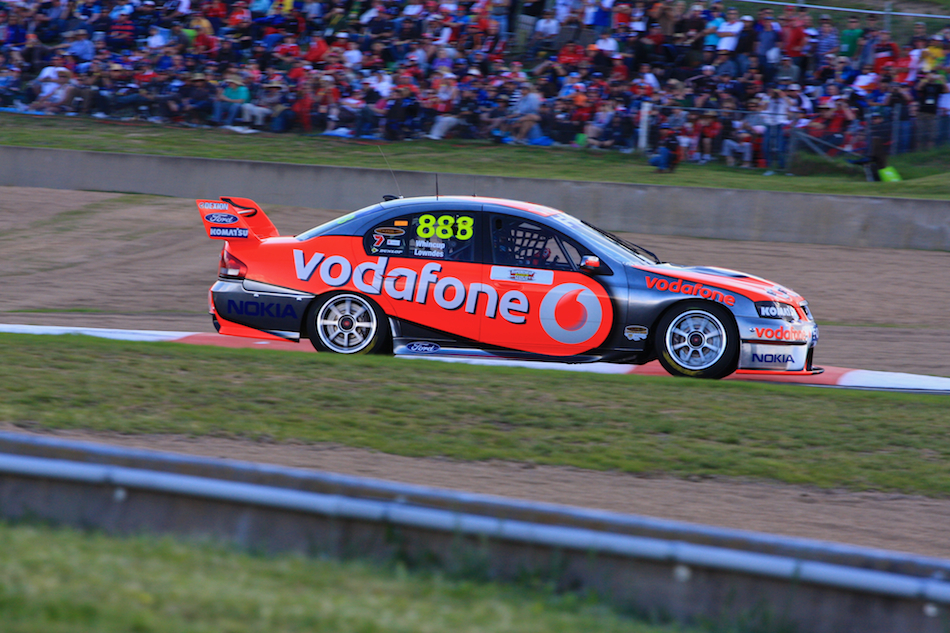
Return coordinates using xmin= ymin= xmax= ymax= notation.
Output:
xmin=364 ymin=211 xmax=477 ymax=262
xmin=491 ymin=215 xmax=587 ymax=271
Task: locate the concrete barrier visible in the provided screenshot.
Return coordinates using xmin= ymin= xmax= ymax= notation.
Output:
xmin=2 ymin=146 xmax=947 ymax=250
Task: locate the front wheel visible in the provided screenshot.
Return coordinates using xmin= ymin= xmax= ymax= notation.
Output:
xmin=308 ymin=292 xmax=390 ymax=354
xmin=655 ymin=301 xmax=739 ymax=379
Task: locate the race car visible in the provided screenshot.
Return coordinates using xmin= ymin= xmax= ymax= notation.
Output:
xmin=198 ymin=195 xmax=820 ymax=379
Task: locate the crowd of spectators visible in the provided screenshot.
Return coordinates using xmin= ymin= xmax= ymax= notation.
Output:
xmin=2 ymin=0 xmax=949 ymax=171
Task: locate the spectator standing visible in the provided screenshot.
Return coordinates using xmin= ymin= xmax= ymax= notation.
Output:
xmin=839 ymin=15 xmax=862 ymax=58
xmin=916 ymin=70 xmax=948 ymax=149
xmin=814 ymin=17 xmax=839 ymax=68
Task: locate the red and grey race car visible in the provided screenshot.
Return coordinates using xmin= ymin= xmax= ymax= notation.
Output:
xmin=198 ymin=195 xmax=819 ymax=379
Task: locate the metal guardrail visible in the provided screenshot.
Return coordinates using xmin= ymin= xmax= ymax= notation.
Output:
xmin=2 ymin=431 xmax=949 ymax=578
xmin=2 ymin=432 xmax=950 ymax=631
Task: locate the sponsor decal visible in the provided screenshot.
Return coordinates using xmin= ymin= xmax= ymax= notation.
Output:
xmin=645 ymin=276 xmax=736 ymax=306
xmin=226 ymin=300 xmax=298 ymax=319
xmin=204 ymin=213 xmax=239 ymax=225
xmin=539 ymin=283 xmax=603 ymax=345
xmin=755 ymin=302 xmax=798 ymax=320
xmin=624 ymin=325 xmax=649 ymax=341
xmin=291 ymin=251 xmax=604 ymax=345
xmin=374 ymin=248 xmax=404 ymax=255
xmin=386 ymin=239 xmax=401 ymax=247
xmin=375 ymin=227 xmax=406 ymax=236
xmin=753 ymin=327 xmax=810 ymax=342
xmin=752 ymin=353 xmax=794 ymax=364
xmin=199 ymin=201 xmax=230 ymax=211
xmin=489 ymin=266 xmax=554 ymax=286
xmin=293 ymin=251 xmax=528 ymax=325
xmin=209 ymin=227 xmax=249 ymax=238
xmin=406 ymin=341 xmax=440 ymax=353
xmin=373 ymin=235 xmax=385 ymax=247
xmin=394 ymin=220 xmax=409 ymax=227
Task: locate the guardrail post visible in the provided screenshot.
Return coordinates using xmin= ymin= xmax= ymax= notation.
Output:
xmin=884 ymin=2 xmax=892 ymax=32
xmin=638 ymin=101 xmax=651 ymax=152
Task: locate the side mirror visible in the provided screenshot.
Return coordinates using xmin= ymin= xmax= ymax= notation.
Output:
xmin=580 ymin=255 xmax=602 ymax=273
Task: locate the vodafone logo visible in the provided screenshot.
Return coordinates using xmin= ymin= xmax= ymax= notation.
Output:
xmin=753 ymin=327 xmax=810 ymax=342
xmin=539 ymin=283 xmax=603 ymax=345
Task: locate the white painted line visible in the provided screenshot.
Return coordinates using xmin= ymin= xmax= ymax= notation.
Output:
xmin=3 ymin=324 xmax=949 ymax=392
xmin=0 ymin=324 xmax=196 ymax=342
xmin=837 ymin=370 xmax=950 ymax=392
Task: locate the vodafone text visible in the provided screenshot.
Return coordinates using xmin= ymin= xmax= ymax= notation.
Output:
xmin=294 ymin=251 xmax=528 ymax=324
xmin=645 ymin=276 xmax=735 ymax=306
xmin=753 ymin=327 xmax=810 ymax=342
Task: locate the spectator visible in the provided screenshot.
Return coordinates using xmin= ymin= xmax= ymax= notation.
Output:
xmin=916 ymin=70 xmax=948 ymax=149
xmin=210 ymin=75 xmax=250 ymax=126
xmin=242 ymin=80 xmax=286 ymax=128
xmin=649 ymin=123 xmax=679 ymax=172
xmin=179 ymin=72 xmax=214 ymax=123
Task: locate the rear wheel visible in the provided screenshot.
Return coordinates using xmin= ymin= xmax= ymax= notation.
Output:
xmin=655 ymin=301 xmax=739 ymax=379
xmin=308 ymin=292 xmax=389 ymax=354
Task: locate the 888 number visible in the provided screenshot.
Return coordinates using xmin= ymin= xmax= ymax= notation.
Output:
xmin=417 ymin=214 xmax=474 ymax=241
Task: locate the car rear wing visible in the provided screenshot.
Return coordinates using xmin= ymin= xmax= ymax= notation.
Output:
xmin=197 ymin=197 xmax=279 ymax=242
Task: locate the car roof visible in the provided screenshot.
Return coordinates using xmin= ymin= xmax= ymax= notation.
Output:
xmin=380 ymin=196 xmax=563 ymax=218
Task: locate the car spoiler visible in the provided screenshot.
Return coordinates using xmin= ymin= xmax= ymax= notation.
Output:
xmin=196 ymin=197 xmax=279 ymax=242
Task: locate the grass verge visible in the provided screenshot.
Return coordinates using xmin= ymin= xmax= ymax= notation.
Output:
xmin=3 ymin=113 xmax=949 ymax=199
xmin=0 ymin=521 xmax=687 ymax=633
xmin=1 ymin=333 xmax=948 ymax=496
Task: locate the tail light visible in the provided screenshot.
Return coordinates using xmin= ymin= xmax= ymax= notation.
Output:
xmin=218 ymin=248 xmax=247 ymax=279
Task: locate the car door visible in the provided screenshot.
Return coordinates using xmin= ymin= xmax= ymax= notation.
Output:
xmin=480 ymin=213 xmax=614 ymax=357
xmin=361 ymin=206 xmax=484 ymax=343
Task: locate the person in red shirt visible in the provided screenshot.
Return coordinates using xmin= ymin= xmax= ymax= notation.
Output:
xmin=227 ymin=1 xmax=252 ymax=28
xmin=872 ymin=30 xmax=901 ymax=73
xmin=696 ymin=111 xmax=722 ymax=162
xmin=558 ymin=41 xmax=585 ymax=67
xmin=273 ymin=32 xmax=301 ymax=68
xmin=304 ymin=33 xmax=328 ymax=64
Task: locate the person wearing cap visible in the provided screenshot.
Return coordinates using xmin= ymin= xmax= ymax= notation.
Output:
xmin=177 ymin=72 xmax=213 ymax=124
xmin=210 ymin=75 xmax=250 ymax=126
xmin=773 ymin=54 xmax=800 ymax=85
xmin=242 ymin=81 xmax=288 ymax=129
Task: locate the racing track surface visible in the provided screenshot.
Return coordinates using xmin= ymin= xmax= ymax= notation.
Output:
xmin=3 ymin=186 xmax=950 ymax=558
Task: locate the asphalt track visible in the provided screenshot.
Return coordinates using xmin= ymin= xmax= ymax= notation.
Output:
xmin=4 ymin=324 xmax=950 ymax=393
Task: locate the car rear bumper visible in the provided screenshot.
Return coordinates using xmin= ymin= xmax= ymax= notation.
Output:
xmin=210 ymin=279 xmax=313 ymax=341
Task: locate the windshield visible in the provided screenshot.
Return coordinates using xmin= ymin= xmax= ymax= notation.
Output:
xmin=548 ymin=214 xmax=660 ymax=265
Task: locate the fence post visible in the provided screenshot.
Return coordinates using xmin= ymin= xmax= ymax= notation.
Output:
xmin=884 ymin=2 xmax=892 ymax=33
xmin=638 ymin=101 xmax=651 ymax=152
xmin=891 ymin=103 xmax=900 ymax=155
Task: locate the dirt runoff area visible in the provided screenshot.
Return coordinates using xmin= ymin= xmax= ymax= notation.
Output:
xmin=2 ymin=186 xmax=950 ymax=558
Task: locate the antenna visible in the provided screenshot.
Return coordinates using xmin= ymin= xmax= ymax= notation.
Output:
xmin=435 ymin=173 xmax=439 ymax=200
xmin=377 ymin=147 xmax=402 ymax=199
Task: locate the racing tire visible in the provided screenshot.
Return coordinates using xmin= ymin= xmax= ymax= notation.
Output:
xmin=308 ymin=292 xmax=390 ymax=355
xmin=655 ymin=301 xmax=739 ymax=379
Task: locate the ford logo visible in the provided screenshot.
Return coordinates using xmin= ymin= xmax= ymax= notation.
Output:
xmin=204 ymin=213 xmax=239 ymax=225
xmin=406 ymin=342 xmax=440 ymax=354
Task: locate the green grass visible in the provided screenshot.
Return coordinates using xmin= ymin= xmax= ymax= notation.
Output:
xmin=0 ymin=522 xmax=689 ymax=633
xmin=2 ymin=333 xmax=948 ymax=496
xmin=3 ymin=113 xmax=949 ymax=199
